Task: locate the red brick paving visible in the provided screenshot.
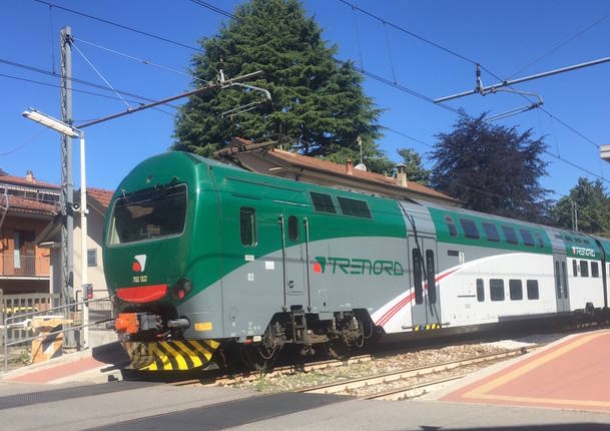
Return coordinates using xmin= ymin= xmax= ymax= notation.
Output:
xmin=443 ymin=330 xmax=610 ymax=412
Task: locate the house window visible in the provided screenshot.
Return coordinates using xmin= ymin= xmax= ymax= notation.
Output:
xmin=87 ymin=249 xmax=98 ymax=267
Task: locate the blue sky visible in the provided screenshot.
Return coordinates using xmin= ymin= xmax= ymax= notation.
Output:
xmin=3 ymin=0 xmax=610 ymax=201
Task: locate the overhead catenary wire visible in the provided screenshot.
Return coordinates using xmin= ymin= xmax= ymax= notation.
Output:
xmin=71 ymin=41 xmax=132 ymax=110
xmin=19 ymin=0 xmax=610 ymax=202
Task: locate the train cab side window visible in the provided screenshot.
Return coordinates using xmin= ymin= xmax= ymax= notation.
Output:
xmin=288 ymin=216 xmax=299 ymax=241
xmin=482 ymin=222 xmax=500 ymax=242
xmin=239 ymin=207 xmax=257 ymax=246
xmin=580 ymin=260 xmax=589 ymax=277
xmin=527 ymin=280 xmax=540 ymax=300
xmin=501 ymin=226 xmax=518 ymax=244
xmin=413 ymin=249 xmax=423 ymax=305
xmin=426 ymin=250 xmax=437 ymax=304
xmin=476 ymin=279 xmax=485 ymax=302
xmin=444 ymin=215 xmax=458 ymax=237
xmin=310 ymin=192 xmax=336 ymax=214
xmin=572 ymin=260 xmax=578 ymax=277
xmin=490 ymin=279 xmax=505 ymax=301
xmin=591 ymin=261 xmax=599 ymax=278
xmin=460 ymin=218 xmax=480 ymax=239
xmin=535 ymin=232 xmax=545 ymax=248
xmin=519 ymin=229 xmax=535 ymax=247
xmin=509 ymin=279 xmax=523 ymax=300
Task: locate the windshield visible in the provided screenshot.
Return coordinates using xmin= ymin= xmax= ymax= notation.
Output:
xmin=107 ymin=184 xmax=187 ymax=245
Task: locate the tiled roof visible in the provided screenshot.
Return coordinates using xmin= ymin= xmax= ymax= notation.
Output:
xmin=87 ymin=187 xmax=113 ymax=209
xmin=0 ymin=174 xmax=59 ymax=190
xmin=268 ymin=149 xmax=453 ymax=201
xmin=3 ymin=195 xmax=59 ymax=217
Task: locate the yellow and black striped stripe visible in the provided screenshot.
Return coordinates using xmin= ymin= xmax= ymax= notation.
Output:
xmin=413 ymin=323 xmax=442 ymax=331
xmin=123 ymin=339 xmax=220 ymax=371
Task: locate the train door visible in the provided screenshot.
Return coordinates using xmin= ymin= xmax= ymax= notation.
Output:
xmin=553 ymin=253 xmax=570 ymax=313
xmin=408 ymin=235 xmax=442 ymax=328
xmin=278 ymin=214 xmax=309 ymax=310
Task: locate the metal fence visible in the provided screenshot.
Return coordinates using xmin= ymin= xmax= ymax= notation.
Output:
xmin=1 ymin=289 xmax=114 ymax=372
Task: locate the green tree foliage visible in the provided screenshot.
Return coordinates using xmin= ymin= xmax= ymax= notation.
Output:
xmin=397 ymin=148 xmax=430 ymax=186
xmin=173 ymin=0 xmax=381 ymax=158
xmin=430 ymin=115 xmax=551 ymax=222
xmin=552 ymin=178 xmax=610 ymax=235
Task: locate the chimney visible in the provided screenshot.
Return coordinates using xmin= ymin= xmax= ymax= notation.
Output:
xmin=346 ymin=159 xmax=353 ymax=175
xmin=395 ymin=164 xmax=408 ymax=188
xmin=25 ymin=170 xmax=35 ymax=183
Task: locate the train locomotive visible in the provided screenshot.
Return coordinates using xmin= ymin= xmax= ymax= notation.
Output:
xmin=103 ymin=151 xmax=610 ymax=371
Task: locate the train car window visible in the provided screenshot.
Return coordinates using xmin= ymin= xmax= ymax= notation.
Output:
xmin=562 ymin=261 xmax=569 ymax=298
xmin=565 ymin=235 xmax=574 ymax=242
xmin=239 ymin=207 xmax=257 ymax=246
xmin=519 ymin=229 xmax=535 ymax=247
xmin=460 ymin=218 xmax=480 ymax=239
xmin=444 ymin=215 xmax=458 ymax=237
xmin=572 ymin=260 xmax=578 ymax=277
xmin=445 ymin=215 xmax=457 ymax=236
xmin=535 ymin=232 xmax=545 ymax=248
xmin=583 ymin=239 xmax=591 ymax=245
xmin=413 ymin=249 xmax=423 ymax=305
xmin=501 ymin=226 xmax=518 ymax=244
xmin=447 ymin=250 xmax=459 ymax=257
xmin=288 ymin=216 xmax=299 ymax=241
xmin=310 ymin=192 xmax=336 ymax=214
xmin=555 ymin=261 xmax=562 ymax=299
xmin=574 ymin=237 xmax=583 ymax=244
xmin=580 ymin=260 xmax=589 ymax=278
xmin=482 ymin=222 xmax=500 ymax=242
xmin=509 ymin=280 xmax=523 ymax=300
xmin=591 ymin=261 xmax=600 ymax=278
xmin=426 ymin=250 xmax=437 ymax=304
xmin=527 ymin=280 xmax=540 ymax=300
xmin=554 ymin=233 xmax=563 ymax=240
xmin=490 ymin=279 xmax=505 ymax=301
xmin=337 ymin=197 xmax=372 ymax=219
xmin=476 ymin=279 xmax=485 ymax=302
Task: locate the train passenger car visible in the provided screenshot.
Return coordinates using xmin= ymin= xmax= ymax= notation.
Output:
xmin=103 ymin=152 xmax=609 ymax=371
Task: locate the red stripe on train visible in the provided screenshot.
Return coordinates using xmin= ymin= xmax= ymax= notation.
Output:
xmin=116 ymin=284 xmax=168 ymax=303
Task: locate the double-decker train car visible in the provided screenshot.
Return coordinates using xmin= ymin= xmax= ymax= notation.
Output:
xmin=103 ymin=151 xmax=609 ymax=371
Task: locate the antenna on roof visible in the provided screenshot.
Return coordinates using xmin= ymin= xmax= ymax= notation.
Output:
xmin=354 ymin=136 xmax=367 ymax=171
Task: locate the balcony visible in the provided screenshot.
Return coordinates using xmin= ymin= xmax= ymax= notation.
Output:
xmin=0 ymin=254 xmax=50 ymax=278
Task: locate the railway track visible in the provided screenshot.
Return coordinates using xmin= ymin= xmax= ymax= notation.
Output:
xmin=297 ymin=344 xmax=543 ymax=400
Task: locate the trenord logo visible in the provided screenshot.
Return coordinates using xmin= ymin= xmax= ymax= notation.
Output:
xmin=313 ymin=256 xmax=404 ymax=276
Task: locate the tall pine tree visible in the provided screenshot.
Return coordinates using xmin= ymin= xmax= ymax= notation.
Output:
xmin=173 ymin=0 xmax=381 ymax=158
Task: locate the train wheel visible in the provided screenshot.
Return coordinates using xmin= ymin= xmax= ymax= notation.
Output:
xmin=323 ymin=338 xmax=351 ymax=361
xmin=240 ymin=344 xmax=277 ymax=371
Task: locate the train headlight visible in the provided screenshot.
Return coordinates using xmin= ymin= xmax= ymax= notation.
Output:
xmin=171 ymin=278 xmax=193 ymax=301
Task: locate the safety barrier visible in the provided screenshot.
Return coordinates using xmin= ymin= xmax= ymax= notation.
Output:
xmin=1 ymin=293 xmax=114 ymax=372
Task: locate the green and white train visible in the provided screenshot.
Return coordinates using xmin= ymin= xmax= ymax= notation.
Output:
xmin=103 ymin=151 xmax=610 ymax=370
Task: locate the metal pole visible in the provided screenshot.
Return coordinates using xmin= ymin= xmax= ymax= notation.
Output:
xmin=435 ymin=55 xmax=610 ymax=103
xmin=60 ymin=26 xmax=76 ymax=348
xmin=79 ymin=132 xmax=88 ymax=348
